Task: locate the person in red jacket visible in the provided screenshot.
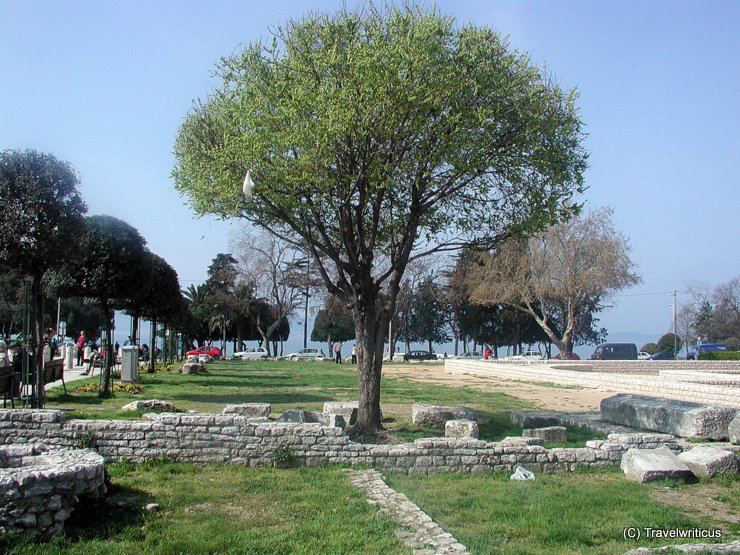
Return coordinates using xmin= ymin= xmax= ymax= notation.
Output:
xmin=76 ymin=331 xmax=86 ymax=366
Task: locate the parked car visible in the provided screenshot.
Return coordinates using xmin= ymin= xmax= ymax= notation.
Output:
xmin=232 ymin=347 xmax=269 ymax=360
xmin=549 ymin=352 xmax=581 ymax=360
xmin=186 ymin=345 xmax=222 ymax=360
xmin=649 ymin=351 xmax=675 ymax=360
xmin=403 ymin=350 xmax=438 ymax=362
xmin=686 ymin=343 xmax=728 ymax=360
xmin=511 ymin=350 xmax=543 ymax=361
xmin=590 ymin=343 xmax=638 ymax=360
xmin=452 ymin=351 xmax=483 ymax=360
xmin=284 ymin=348 xmax=325 ymax=361
xmin=637 ymin=351 xmax=651 ymax=360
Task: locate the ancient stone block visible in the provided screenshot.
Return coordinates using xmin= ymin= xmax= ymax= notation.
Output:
xmin=222 ymin=404 xmax=271 ymax=418
xmin=121 ymin=400 xmax=176 ymax=413
xmin=729 ymin=413 xmax=740 ymax=444
xmin=445 ymin=419 xmax=479 ymax=439
xmin=509 ymin=411 xmax=563 ymax=428
xmin=411 ymin=404 xmax=475 ymax=428
xmin=601 ymin=394 xmax=737 ymax=440
xmin=179 ymin=363 xmax=206 ymax=374
xmin=322 ymin=402 xmax=359 ymax=425
xmin=677 ymin=446 xmax=738 ymax=478
xmin=620 ymin=447 xmax=693 ymax=483
xmin=522 ymin=426 xmax=568 ymax=443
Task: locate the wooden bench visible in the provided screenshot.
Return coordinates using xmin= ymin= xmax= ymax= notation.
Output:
xmin=43 ymin=357 xmax=66 ymax=394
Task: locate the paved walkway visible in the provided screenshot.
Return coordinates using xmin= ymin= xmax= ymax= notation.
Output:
xmin=45 ymin=362 xmax=109 ymax=392
xmin=345 ymin=469 xmax=469 ymax=555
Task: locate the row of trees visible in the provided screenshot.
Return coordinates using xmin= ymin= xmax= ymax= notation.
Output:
xmin=0 ymin=149 xmax=187 ymax=403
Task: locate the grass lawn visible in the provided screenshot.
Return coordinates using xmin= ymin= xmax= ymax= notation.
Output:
xmin=6 ymin=359 xmax=735 ymax=553
xmin=45 ymin=359 xmax=601 ymax=444
xmin=388 ymin=468 xmax=739 ymax=555
xmin=0 ymin=462 xmax=410 ymax=555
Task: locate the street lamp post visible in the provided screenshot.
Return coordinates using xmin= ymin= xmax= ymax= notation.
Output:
xmin=671 ymin=290 xmax=677 ymax=359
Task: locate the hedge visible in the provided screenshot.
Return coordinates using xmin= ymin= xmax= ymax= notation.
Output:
xmin=698 ymin=351 xmax=740 ymax=361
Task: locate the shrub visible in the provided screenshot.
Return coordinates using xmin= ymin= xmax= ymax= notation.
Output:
xmin=640 ymin=342 xmax=658 ymax=355
xmin=723 ymin=337 xmax=739 ymax=351
xmin=698 ymin=351 xmax=740 ymax=361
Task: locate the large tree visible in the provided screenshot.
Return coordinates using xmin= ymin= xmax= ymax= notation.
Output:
xmin=467 ymin=207 xmax=639 ymax=356
xmin=0 ymin=149 xmax=87 ymax=406
xmin=62 ymin=215 xmax=150 ymax=397
xmin=173 ymin=6 xmax=586 ymax=432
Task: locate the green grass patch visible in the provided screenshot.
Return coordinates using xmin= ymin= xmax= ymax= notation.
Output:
xmin=387 ymin=468 xmax=737 ymax=555
xmin=0 ymin=462 xmax=410 ymax=555
xmin=44 ymin=360 xmax=607 ymax=446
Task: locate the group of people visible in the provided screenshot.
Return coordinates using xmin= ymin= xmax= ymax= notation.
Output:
xmin=330 ymin=341 xmax=358 ymax=364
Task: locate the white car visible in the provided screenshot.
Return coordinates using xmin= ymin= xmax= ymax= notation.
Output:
xmin=510 ymin=350 xmax=543 ymax=361
xmin=232 ymin=347 xmax=269 ymax=360
xmin=637 ymin=351 xmax=651 ymax=360
xmin=284 ymin=348 xmax=326 ymax=361
xmin=452 ymin=351 xmax=483 ymax=360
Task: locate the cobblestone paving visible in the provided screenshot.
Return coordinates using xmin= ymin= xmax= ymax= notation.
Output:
xmin=346 ymin=469 xmax=469 ymax=555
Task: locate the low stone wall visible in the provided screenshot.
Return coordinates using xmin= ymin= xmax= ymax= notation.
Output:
xmin=553 ymin=360 xmax=740 ymax=374
xmin=0 ymin=444 xmax=106 ymax=537
xmin=445 ymin=359 xmax=740 ymax=407
xmin=1 ymin=409 xmax=734 ymax=477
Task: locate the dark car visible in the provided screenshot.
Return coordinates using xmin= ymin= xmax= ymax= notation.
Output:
xmin=186 ymin=345 xmax=222 ymax=360
xmin=591 ymin=343 xmax=638 ymax=360
xmin=649 ymin=351 xmax=675 ymax=360
xmin=403 ymin=350 xmax=437 ymax=362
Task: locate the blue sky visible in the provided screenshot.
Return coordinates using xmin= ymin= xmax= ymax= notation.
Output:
xmin=2 ymin=1 xmax=738 ymax=353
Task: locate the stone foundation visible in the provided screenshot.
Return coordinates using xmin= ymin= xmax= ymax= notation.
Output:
xmin=600 ymin=394 xmax=737 ymax=440
xmin=1 ymin=409 xmax=735 ymax=478
xmin=0 ymin=444 xmax=106 ymax=537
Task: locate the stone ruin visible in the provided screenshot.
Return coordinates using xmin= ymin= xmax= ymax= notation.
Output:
xmin=0 ymin=444 xmax=106 ymax=538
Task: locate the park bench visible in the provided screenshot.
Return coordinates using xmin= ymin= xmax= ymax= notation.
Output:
xmin=43 ymin=357 xmax=66 ymax=394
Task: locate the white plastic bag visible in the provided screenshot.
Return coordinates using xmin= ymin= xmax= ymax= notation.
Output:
xmin=510 ymin=465 xmax=535 ymax=480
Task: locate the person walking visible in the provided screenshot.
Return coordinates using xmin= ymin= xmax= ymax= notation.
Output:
xmin=333 ymin=341 xmax=343 ymax=364
xmin=351 ymin=345 xmax=356 ymax=364
xmin=76 ymin=331 xmax=86 ymax=367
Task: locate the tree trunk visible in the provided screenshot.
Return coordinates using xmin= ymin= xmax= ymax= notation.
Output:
xmin=149 ymin=319 xmax=157 ymax=373
xmin=353 ymin=301 xmax=387 ymax=433
xmin=99 ymin=300 xmax=113 ymax=398
xmin=31 ymin=276 xmax=45 ymax=408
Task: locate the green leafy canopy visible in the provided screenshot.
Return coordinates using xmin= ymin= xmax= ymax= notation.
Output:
xmin=173 ymin=4 xmax=587 ymax=265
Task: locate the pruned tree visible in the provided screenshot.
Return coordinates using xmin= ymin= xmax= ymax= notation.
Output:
xmin=467 ymin=207 xmax=639 ymax=356
xmin=61 ymin=215 xmax=150 ymax=397
xmin=137 ymin=254 xmax=181 ymax=372
xmin=173 ymin=5 xmax=587 ymax=432
xmin=0 ymin=149 xmax=87 ymax=406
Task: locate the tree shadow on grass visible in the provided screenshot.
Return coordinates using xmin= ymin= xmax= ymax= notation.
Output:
xmin=169 ymin=392 xmax=336 ymax=405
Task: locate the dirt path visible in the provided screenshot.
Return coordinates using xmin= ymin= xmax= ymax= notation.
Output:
xmin=383 ymin=363 xmax=613 ymax=412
